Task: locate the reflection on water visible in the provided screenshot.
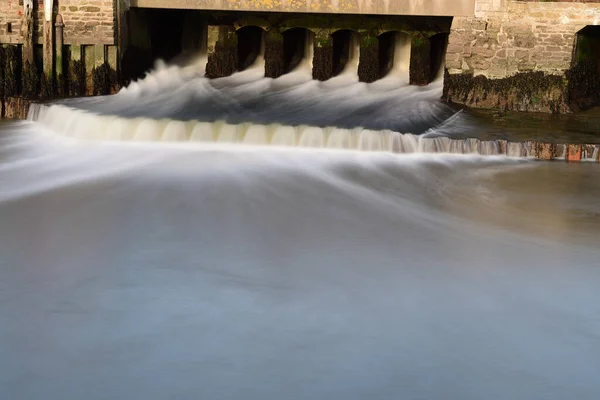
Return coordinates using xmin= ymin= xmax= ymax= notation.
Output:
xmin=1 ymin=121 xmax=599 ymax=400
xmin=464 ymin=107 xmax=600 ymax=144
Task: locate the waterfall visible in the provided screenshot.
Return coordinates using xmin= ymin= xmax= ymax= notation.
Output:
xmin=28 ymin=103 xmax=542 ymax=158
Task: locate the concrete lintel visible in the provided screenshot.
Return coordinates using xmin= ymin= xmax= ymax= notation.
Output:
xmin=130 ymin=0 xmax=476 ymax=17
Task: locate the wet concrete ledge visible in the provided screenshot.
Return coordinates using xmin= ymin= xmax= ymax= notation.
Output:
xmin=18 ymin=102 xmax=600 ymax=163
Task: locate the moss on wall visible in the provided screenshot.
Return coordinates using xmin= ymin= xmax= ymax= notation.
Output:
xmin=358 ymin=36 xmax=379 ymax=83
xmin=22 ymin=60 xmax=39 ymax=99
xmin=93 ymin=63 xmax=118 ymax=95
xmin=444 ymin=70 xmax=570 ymax=113
xmin=206 ymin=29 xmax=238 ymax=79
xmin=312 ymin=33 xmax=333 ymax=81
xmin=264 ymin=30 xmax=284 ymax=78
xmin=409 ymin=34 xmax=431 ymax=86
xmin=567 ymin=60 xmax=600 ymax=111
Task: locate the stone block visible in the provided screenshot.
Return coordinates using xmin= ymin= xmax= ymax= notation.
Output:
xmin=535 ymin=142 xmax=557 ymax=160
xmin=515 ymin=50 xmax=529 ymax=60
xmin=566 ymin=144 xmax=582 ymax=162
xmin=472 ymin=46 xmax=495 ymax=58
xmin=514 ymin=35 xmax=536 ymax=49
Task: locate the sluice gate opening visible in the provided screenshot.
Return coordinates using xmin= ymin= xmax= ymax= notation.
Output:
xmin=283 ymin=28 xmax=314 ymax=74
xmin=120 ymin=9 xmax=452 ymax=86
xmin=236 ymin=26 xmax=265 ymax=71
xmin=570 ymin=26 xmax=600 ymax=111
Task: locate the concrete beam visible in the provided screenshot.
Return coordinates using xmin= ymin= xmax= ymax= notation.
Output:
xmin=130 ymin=0 xmax=476 ymax=17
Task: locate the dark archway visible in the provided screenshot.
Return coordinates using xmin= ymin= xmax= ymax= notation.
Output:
xmin=236 ymin=26 xmax=265 ymax=71
xmin=378 ymin=31 xmax=396 ymax=78
xmin=429 ymin=33 xmax=449 ymax=83
xmin=377 ymin=31 xmax=411 ymax=79
xmin=283 ymin=28 xmax=314 ymax=73
xmin=570 ymin=26 xmax=600 ymax=110
xmin=121 ymin=8 xmax=186 ymax=84
xmin=332 ymin=30 xmax=358 ymax=77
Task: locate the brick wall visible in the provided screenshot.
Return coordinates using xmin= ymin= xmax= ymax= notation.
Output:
xmin=0 ymin=0 xmax=115 ymax=45
xmin=447 ymin=0 xmax=600 ymax=78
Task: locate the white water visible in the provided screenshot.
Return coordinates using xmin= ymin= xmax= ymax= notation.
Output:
xmin=27 ymin=48 xmax=515 ymax=157
xmin=2 ymin=48 xmax=600 ymax=400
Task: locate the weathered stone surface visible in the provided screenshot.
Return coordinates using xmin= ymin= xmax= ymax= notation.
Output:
xmin=535 ymin=142 xmax=557 ymax=160
xmin=313 ymin=32 xmax=334 ymax=81
xmin=567 ymin=144 xmax=582 ymax=162
xmin=2 ymin=97 xmax=32 ymax=119
xmin=358 ymin=35 xmax=379 ymax=83
xmin=206 ymin=27 xmax=238 ymax=79
xmin=264 ymin=30 xmax=284 ymax=79
xmin=444 ymin=71 xmax=570 ymax=113
xmin=410 ymin=33 xmax=431 ymax=86
xmin=446 ymin=2 xmax=600 ymax=112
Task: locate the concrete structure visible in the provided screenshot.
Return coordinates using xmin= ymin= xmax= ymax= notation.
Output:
xmin=130 ymin=0 xmax=476 ymax=17
xmin=3 ymin=0 xmax=600 ymax=118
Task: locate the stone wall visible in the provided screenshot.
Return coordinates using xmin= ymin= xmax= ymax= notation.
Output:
xmin=58 ymin=0 xmax=116 ymax=45
xmin=0 ymin=0 xmax=24 ymax=44
xmin=447 ymin=0 xmax=600 ymax=78
xmin=1 ymin=0 xmax=119 ymax=118
xmin=0 ymin=0 xmax=115 ymax=45
xmin=444 ymin=0 xmax=600 ymax=112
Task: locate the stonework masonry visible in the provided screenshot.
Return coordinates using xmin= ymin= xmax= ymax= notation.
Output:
xmin=0 ymin=0 xmax=115 ymax=45
xmin=445 ymin=0 xmax=600 ymax=112
xmin=447 ymin=0 xmax=600 ymax=78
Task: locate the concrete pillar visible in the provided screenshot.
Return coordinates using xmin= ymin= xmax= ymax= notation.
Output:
xmin=264 ymin=29 xmax=284 ymax=79
xmin=409 ymin=33 xmax=431 ymax=86
xmin=358 ymin=31 xmax=379 ymax=83
xmin=205 ymin=26 xmax=237 ymax=78
xmin=313 ymin=31 xmax=333 ymax=81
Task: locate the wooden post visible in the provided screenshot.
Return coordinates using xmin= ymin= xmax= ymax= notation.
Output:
xmin=84 ymin=45 xmax=95 ymax=95
xmin=68 ymin=44 xmax=84 ymax=96
xmin=43 ymin=0 xmax=55 ymax=83
xmin=55 ymin=15 xmax=64 ymax=78
xmin=20 ymin=0 xmax=34 ymax=66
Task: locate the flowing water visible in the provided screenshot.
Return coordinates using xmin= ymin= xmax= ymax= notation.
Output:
xmin=1 ymin=49 xmax=600 ymax=400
